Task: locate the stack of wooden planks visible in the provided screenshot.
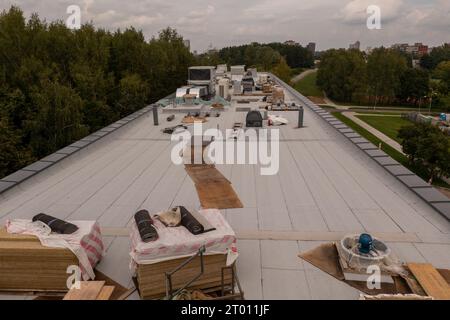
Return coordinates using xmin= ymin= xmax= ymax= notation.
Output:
xmin=185 ymin=165 xmax=243 ymax=209
xmin=136 ymin=254 xmax=232 ymax=300
xmin=0 ymin=228 xmax=78 ymax=293
xmin=407 ymin=263 xmax=450 ymax=300
xmin=63 ymin=281 xmax=115 ymax=300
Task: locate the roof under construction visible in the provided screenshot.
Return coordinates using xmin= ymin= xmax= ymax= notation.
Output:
xmin=0 ymin=72 xmax=449 ymax=300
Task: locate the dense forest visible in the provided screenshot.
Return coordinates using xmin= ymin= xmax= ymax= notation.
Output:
xmin=0 ymin=6 xmax=194 ymax=178
xmin=317 ymin=45 xmax=450 ymax=109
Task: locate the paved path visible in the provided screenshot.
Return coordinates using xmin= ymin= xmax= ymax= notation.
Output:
xmin=290 ymin=68 xmax=317 ymax=83
xmin=342 ymin=111 xmax=405 ymax=154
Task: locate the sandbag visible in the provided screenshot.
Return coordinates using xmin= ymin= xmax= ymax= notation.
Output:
xmin=32 ymin=213 xmax=79 ymax=234
xmin=134 ymin=210 xmax=158 ymax=242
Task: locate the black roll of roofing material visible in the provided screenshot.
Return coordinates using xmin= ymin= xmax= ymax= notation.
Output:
xmin=134 ymin=210 xmax=158 ymax=242
xmin=32 ymin=213 xmax=79 ymax=235
xmin=179 ymin=206 xmax=204 ymax=235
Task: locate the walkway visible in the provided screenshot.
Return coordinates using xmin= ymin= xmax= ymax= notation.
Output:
xmin=290 ymin=68 xmax=316 ymax=84
xmin=342 ymin=111 xmax=405 ymax=154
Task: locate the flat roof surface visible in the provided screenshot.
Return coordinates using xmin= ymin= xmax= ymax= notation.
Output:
xmin=1 ymin=79 xmax=449 ymax=300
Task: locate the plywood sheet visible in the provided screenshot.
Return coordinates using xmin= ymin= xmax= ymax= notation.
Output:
xmin=407 ymin=263 xmax=450 ymax=300
xmin=63 ymin=281 xmax=105 ymax=300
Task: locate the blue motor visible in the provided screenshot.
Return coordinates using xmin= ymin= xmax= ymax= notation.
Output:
xmin=358 ymin=233 xmax=373 ymax=254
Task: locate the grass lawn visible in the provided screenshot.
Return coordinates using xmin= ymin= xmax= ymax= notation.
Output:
xmin=356 ymin=115 xmax=411 ymax=143
xmin=293 ymin=72 xmax=323 ymax=98
xmin=333 ymin=112 xmax=450 ymax=188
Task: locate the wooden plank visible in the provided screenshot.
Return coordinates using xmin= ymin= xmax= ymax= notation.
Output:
xmin=96 ymin=286 xmax=115 ymax=300
xmin=407 ymin=263 xmax=450 ymax=300
xmin=236 ymin=230 xmax=421 ymax=243
xmin=63 ymin=281 xmax=105 ymax=300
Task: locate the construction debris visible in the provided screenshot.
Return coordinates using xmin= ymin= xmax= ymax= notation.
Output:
xmin=299 ymin=241 xmax=450 ymax=299
xmin=185 ymin=165 xmax=243 ymax=209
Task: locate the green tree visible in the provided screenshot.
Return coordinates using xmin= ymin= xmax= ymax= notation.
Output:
xmin=367 ymin=48 xmax=407 ymax=105
xmin=398 ymin=69 xmax=430 ymax=104
xmin=399 ymin=123 xmax=450 ymax=184
xmin=271 ymin=57 xmax=292 ymax=83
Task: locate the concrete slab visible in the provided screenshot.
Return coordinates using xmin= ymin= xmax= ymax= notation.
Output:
xmin=344 ymin=133 xmax=360 ymax=139
xmin=91 ymin=130 xmax=110 ymax=137
xmin=397 ymin=175 xmax=430 ymax=188
xmin=22 ymin=161 xmax=54 ymax=172
xmin=56 ymin=146 xmax=80 ymax=155
xmin=0 ymin=181 xmax=15 ymax=193
xmin=334 ymin=124 xmax=348 ymax=129
xmin=413 ymin=187 xmax=450 ymax=203
xmin=99 ymin=127 xmax=116 ymax=133
xmin=338 ymin=128 xmax=354 ymax=134
xmin=2 ymin=170 xmax=36 ymax=183
xmin=81 ymin=135 xmax=101 ymax=142
xmin=384 ymin=165 xmax=414 ymax=176
xmin=351 ymin=137 xmax=369 ymax=144
xmin=364 ymin=149 xmax=387 ymax=157
xmin=41 ymin=153 xmax=68 ymax=163
xmin=430 ymin=202 xmax=450 ymax=219
xmin=373 ymin=156 xmax=399 ymax=166
xmin=69 ymin=140 xmax=92 ymax=148
xmin=356 ymin=143 xmax=378 ymax=150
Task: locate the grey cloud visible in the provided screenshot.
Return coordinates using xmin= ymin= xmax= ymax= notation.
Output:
xmin=2 ymin=0 xmax=448 ymax=51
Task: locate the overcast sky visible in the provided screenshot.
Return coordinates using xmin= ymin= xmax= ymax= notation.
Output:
xmin=2 ymin=0 xmax=449 ymax=52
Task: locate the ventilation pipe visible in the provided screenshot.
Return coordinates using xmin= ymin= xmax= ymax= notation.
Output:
xmin=298 ymin=106 xmax=304 ymax=128
xmin=153 ymin=105 xmax=159 ymax=126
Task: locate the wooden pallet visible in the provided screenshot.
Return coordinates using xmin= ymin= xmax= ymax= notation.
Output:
xmin=136 ymin=254 xmax=232 ymax=300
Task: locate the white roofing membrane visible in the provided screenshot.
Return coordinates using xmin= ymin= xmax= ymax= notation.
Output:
xmin=1 ymin=81 xmax=449 ymax=300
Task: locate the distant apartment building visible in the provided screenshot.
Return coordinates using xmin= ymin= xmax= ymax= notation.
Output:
xmin=391 ymin=43 xmax=429 ymax=57
xmin=284 ymin=40 xmax=299 ymax=46
xmin=349 ymin=41 xmax=360 ymax=50
xmin=307 ymin=42 xmax=316 ymax=54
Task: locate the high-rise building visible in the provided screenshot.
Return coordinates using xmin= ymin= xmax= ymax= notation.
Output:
xmin=307 ymin=42 xmax=316 ymax=54
xmin=349 ymin=41 xmax=360 ymax=50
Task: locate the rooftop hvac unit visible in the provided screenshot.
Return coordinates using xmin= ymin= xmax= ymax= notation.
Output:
xmin=218 ymin=78 xmax=230 ymax=100
xmin=246 ymin=111 xmax=263 ymax=128
xmin=230 ymin=65 xmax=246 ymax=75
xmin=216 ymin=64 xmax=228 ymax=75
xmin=233 ymin=81 xmax=242 ymax=94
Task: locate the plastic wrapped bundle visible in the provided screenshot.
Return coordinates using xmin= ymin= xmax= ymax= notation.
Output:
xmin=179 ymin=206 xmax=204 ymax=235
xmin=32 ymin=213 xmax=79 ymax=234
xmin=135 ymin=210 xmax=159 ymax=242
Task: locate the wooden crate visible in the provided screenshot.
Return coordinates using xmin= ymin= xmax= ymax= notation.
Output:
xmin=0 ymin=228 xmax=78 ymax=292
xmin=136 ymin=254 xmax=232 ymax=299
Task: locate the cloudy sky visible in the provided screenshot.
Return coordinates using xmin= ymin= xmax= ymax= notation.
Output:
xmin=2 ymin=0 xmax=449 ymax=52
